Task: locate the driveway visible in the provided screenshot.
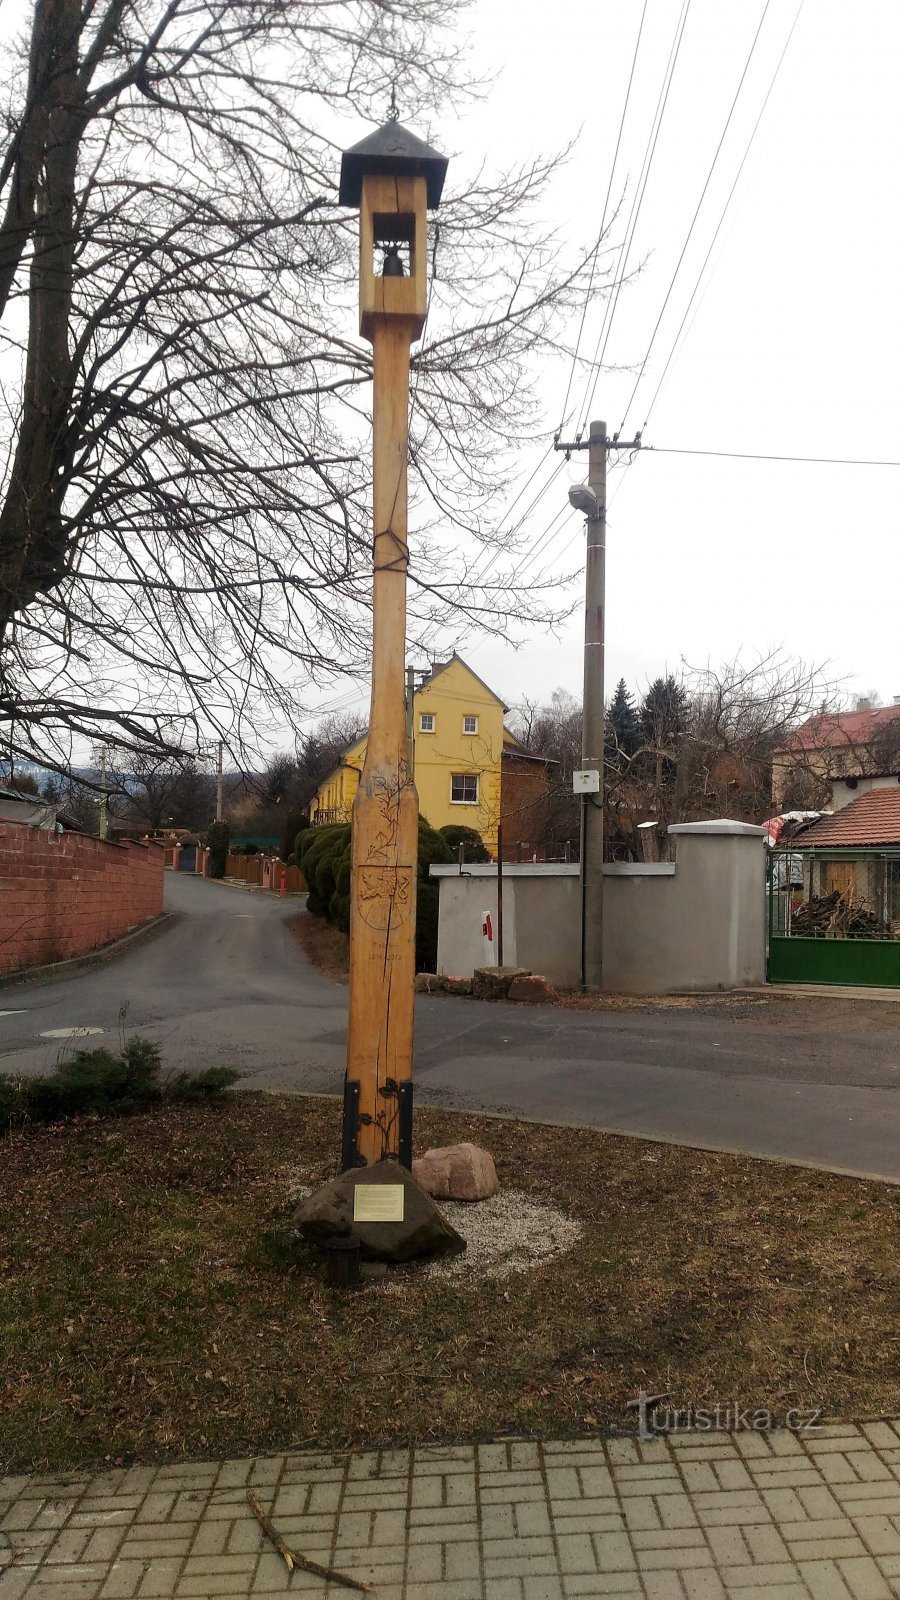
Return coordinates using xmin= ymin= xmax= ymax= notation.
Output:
xmin=1 ymin=873 xmax=898 ymax=1181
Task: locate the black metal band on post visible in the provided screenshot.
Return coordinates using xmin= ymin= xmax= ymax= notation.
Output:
xmin=341 ymin=1078 xmax=361 ymax=1172
xmin=397 ymin=1080 xmax=413 ymax=1170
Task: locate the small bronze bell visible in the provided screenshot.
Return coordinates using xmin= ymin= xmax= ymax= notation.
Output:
xmin=381 ymin=244 xmax=404 ymax=277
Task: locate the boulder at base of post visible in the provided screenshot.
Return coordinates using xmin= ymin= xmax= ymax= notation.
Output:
xmin=412 ymin=1142 xmax=499 ymax=1201
xmin=292 ymin=1160 xmax=465 ymax=1263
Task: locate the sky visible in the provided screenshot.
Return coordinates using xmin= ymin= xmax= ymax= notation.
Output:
xmin=4 ymin=0 xmax=898 ymax=764
xmin=396 ymin=0 xmax=900 ymax=721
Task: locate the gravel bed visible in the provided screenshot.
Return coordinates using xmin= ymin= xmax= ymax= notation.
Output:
xmin=419 ymin=1188 xmax=583 ymax=1282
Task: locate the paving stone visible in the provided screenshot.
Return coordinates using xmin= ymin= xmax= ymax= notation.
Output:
xmin=680 ymin=1465 xmax=718 ymax=1494
xmin=98 ymin=1560 xmax=149 ymax=1600
xmin=480 ymin=1472 xmax=544 ymax=1491
xmin=834 ymin=1485 xmax=900 ymax=1508
xmin=815 ymin=1455 xmax=864 ymax=1485
xmin=681 ymin=1574 xmax=727 ymax=1600
xmin=846 ymin=1454 xmax=893 ymax=1484
xmin=799 ymin=1486 xmax=846 ymax=1518
xmin=752 ymin=1469 xmax=826 ymax=1490
xmin=576 ymin=1467 xmax=616 ymax=1499
xmin=631 ymin=1529 xmax=707 ymax=1553
xmin=768 ymin=1433 xmax=806 ymax=1457
xmin=562 ymin=1577 xmax=643 ymax=1596
xmin=594 ymin=1532 xmax=638 ymax=1572
xmin=544 ymin=1469 xmax=581 ymax=1501
xmin=656 ymin=1496 xmax=699 ymax=1530
xmin=411 ymin=1474 xmax=475 ymax=1509
xmin=637 ymin=1548 xmax=713 ymax=1571
xmin=849 ymin=1515 xmax=900 ymax=1555
xmin=549 ymin=1512 xmax=625 ymax=1537
xmin=619 ymin=1495 xmax=662 ymax=1531
xmin=640 ymin=1575 xmax=686 ymax=1600
xmin=554 ymin=1532 xmax=598 ymax=1575
xmin=481 ymin=1484 xmax=547 ymax=1506
xmin=861 ymin=1425 xmax=899 ymax=1452
xmin=727 ymin=1587 xmax=808 ymax=1600
xmin=835 ymin=1554 xmax=893 ymax=1599
xmin=733 ymin=1434 xmax=774 ymax=1460
xmin=513 ymin=1503 xmax=552 ymax=1540
xmin=781 ymin=1518 xmax=858 ymax=1543
xmin=520 ymin=1580 xmax=564 ymax=1600
xmin=706 ymin=1525 xmax=752 ymax=1565
xmin=796 ymin=1557 xmax=856 ymax=1600
xmin=721 ymin=1562 xmax=810 ymax=1587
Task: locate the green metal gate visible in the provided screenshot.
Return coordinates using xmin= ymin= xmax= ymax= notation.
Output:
xmin=767 ymin=847 xmax=900 ymax=988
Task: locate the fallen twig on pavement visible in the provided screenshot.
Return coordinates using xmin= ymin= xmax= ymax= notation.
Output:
xmin=246 ymin=1488 xmax=373 ymax=1592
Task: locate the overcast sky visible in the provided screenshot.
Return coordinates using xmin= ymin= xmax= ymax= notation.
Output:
xmin=397 ymin=0 xmax=900 ymax=721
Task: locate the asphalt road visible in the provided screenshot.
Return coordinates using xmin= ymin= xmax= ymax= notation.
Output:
xmin=1 ymin=873 xmax=898 ymax=1182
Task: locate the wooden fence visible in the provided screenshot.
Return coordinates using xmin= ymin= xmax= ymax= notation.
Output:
xmin=200 ymin=851 xmax=306 ymax=894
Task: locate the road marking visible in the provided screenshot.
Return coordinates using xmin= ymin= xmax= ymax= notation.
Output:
xmin=0 ymin=1010 xmax=27 ymax=1017
xmin=38 ymin=1026 xmax=105 ymax=1039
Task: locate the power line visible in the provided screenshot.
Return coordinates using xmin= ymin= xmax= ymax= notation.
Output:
xmin=468 ymin=454 xmax=567 ymax=588
xmin=640 ymin=0 xmax=806 ymax=431
xmin=618 ymin=0 xmax=772 ymax=435
xmin=646 ymin=445 xmax=900 ymax=467
xmin=577 ymin=0 xmax=693 ymax=436
xmin=556 ymin=0 xmax=648 ymax=437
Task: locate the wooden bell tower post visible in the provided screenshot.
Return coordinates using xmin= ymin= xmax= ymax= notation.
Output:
xmin=338 ymin=117 xmax=448 ymax=1171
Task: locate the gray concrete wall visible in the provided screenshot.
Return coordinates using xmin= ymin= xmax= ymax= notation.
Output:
xmin=432 ymin=821 xmax=767 ymax=994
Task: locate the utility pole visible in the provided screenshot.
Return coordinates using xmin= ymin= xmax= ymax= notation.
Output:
xmin=339 ymin=116 xmax=448 ymax=1170
xmin=555 ymin=421 xmax=641 ymax=991
xmin=215 ymin=740 xmax=224 ymax=823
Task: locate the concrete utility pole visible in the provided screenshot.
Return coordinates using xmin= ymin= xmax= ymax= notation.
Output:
xmin=581 ymin=420 xmax=607 ymax=991
xmin=215 ymin=740 xmax=224 ymax=823
xmin=555 ymin=420 xmax=641 ymax=992
xmin=338 ymin=117 xmax=448 ymax=1170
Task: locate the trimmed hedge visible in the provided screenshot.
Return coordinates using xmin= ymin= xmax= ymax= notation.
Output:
xmin=295 ymin=814 xmax=453 ymax=970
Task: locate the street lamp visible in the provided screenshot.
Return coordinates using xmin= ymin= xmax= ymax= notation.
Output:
xmin=338 ymin=115 xmax=448 ymax=1171
xmin=567 ymin=483 xmax=599 ymax=519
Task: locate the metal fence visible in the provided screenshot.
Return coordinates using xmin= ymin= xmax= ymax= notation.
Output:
xmin=767 ymin=847 xmax=900 ymax=987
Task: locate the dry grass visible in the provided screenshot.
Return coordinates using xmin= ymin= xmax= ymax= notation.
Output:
xmin=292 ymin=912 xmax=349 ymax=980
xmin=1 ymin=1094 xmax=897 ymax=1475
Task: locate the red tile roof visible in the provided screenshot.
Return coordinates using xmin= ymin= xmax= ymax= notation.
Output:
xmin=792 ymin=787 xmax=900 ymax=847
xmin=776 ymin=706 xmax=900 ymax=754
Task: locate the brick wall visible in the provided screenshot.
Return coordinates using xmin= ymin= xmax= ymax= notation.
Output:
xmin=0 ymin=823 xmax=165 ymax=977
xmin=500 ymin=753 xmax=556 ymax=861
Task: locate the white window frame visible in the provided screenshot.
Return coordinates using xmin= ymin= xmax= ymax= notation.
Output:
xmin=450 ymin=772 xmax=479 ymax=805
xmin=462 ymin=714 xmax=479 ymax=735
xmin=419 ymin=712 xmax=436 ymax=733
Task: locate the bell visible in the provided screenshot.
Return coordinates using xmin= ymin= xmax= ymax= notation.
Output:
xmin=381 ymin=244 xmax=404 ymax=277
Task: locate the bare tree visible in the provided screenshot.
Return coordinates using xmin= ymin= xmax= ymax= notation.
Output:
xmin=0 ymin=0 xmax=611 ymax=775
xmin=603 ymin=651 xmax=843 ymax=842
xmin=106 ymin=745 xmax=215 ymax=832
xmin=508 ymin=687 xmax=582 ymax=849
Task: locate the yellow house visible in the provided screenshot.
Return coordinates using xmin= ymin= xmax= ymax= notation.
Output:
xmin=309 ymin=655 xmax=508 ymax=852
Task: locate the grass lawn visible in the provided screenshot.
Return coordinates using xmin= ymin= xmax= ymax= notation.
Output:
xmin=3 ymin=1088 xmax=890 ymax=1472
xmin=1 ymin=1092 xmax=897 ymax=1475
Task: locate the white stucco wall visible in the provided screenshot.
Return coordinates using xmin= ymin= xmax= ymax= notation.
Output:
xmin=432 ymin=820 xmax=767 ymax=994
xmin=830 ymin=774 xmax=900 ymax=812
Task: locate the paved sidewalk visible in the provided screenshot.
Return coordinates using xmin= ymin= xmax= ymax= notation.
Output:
xmin=1 ymin=1423 xmax=899 ymax=1600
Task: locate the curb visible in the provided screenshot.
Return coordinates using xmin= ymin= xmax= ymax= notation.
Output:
xmin=0 ymin=912 xmax=176 ymax=994
xmin=248 ymin=1087 xmax=900 ymax=1189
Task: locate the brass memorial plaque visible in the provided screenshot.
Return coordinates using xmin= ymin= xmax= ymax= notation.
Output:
xmin=353 ymin=1184 xmax=405 ymax=1223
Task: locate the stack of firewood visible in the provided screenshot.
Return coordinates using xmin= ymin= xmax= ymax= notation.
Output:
xmin=792 ymin=890 xmax=890 ymax=939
